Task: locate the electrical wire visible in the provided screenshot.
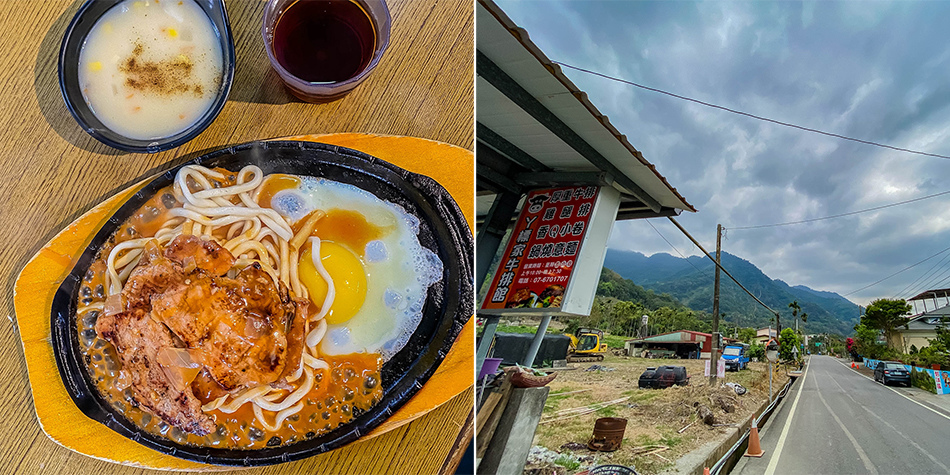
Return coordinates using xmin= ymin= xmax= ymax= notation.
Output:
xmin=901 ymin=264 xmax=950 ymax=302
xmin=727 ymin=189 xmax=950 ymax=230
xmin=667 ymin=217 xmax=781 ymax=318
xmin=553 ymin=61 xmax=950 ymax=161
xmin=646 ymin=219 xmax=709 ymax=276
xmin=893 ymin=249 xmax=950 ymax=299
xmin=896 ymin=250 xmax=950 ymax=300
xmin=843 ymin=244 xmax=950 ymax=297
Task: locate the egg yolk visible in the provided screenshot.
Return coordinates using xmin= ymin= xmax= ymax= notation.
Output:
xmin=299 ymin=242 xmax=367 ymax=325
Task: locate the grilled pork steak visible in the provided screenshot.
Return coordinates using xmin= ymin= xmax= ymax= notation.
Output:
xmin=96 ymin=235 xmax=302 ymax=435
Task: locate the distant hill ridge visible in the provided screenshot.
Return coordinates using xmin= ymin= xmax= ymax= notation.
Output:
xmin=603 ymin=249 xmax=860 ymax=336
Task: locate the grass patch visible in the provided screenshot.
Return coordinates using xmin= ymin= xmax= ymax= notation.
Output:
xmin=554 ymin=454 xmax=581 ymax=471
xmin=635 ymin=434 xmax=659 ymax=446
xmin=603 ymin=333 xmax=628 ymax=348
xmin=596 ymin=404 xmax=619 ymax=417
xmin=659 ymin=433 xmax=682 ymax=448
xmin=496 ymin=324 xmax=541 ymax=334
xmin=626 ymin=390 xmax=661 ymax=404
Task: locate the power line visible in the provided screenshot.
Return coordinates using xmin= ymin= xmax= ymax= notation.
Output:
xmin=646 ymin=219 xmax=709 ymax=276
xmin=895 ymin=249 xmax=950 ymax=300
xmin=843 ymin=244 xmax=950 ymax=297
xmin=893 ymin=249 xmax=950 ymax=300
xmin=553 ymin=60 xmax=950 ymax=161
xmin=729 ymin=189 xmax=950 ymax=230
xmin=667 ymin=217 xmax=780 ymax=318
xmin=901 ymin=256 xmax=950 ymax=302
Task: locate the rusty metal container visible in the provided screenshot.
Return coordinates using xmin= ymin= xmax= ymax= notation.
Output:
xmin=587 ymin=417 xmax=627 ymax=452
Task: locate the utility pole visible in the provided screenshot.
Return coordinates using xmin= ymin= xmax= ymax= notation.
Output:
xmin=710 ymin=224 xmax=722 ymax=386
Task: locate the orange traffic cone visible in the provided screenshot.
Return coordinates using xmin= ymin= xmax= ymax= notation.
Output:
xmin=851 ymin=362 xmax=856 ymax=369
xmin=703 ymin=467 xmax=711 ymax=475
xmin=744 ymin=423 xmax=765 ymax=457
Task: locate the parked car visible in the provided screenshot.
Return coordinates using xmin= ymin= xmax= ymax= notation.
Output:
xmin=873 ymin=361 xmax=910 ymax=387
xmin=638 ymin=366 xmax=689 ymax=389
xmin=721 ymin=344 xmax=750 ymax=371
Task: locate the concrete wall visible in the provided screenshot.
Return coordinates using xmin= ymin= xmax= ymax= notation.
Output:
xmin=479 ymin=387 xmax=550 ymax=475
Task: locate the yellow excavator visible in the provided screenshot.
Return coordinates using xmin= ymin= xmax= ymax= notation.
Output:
xmin=566 ymin=328 xmax=609 ymax=362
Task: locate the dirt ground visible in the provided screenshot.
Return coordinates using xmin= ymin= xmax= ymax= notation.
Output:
xmin=525 ymin=355 xmax=792 ymax=475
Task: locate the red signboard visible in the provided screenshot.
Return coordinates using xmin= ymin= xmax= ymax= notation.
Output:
xmin=481 ymin=186 xmax=599 ymax=310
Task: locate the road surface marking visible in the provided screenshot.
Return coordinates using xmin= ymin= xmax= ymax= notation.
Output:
xmin=815 ymin=382 xmax=879 ymax=474
xmin=763 ymin=360 xmax=809 ymax=475
xmin=835 ymin=359 xmax=950 ymax=422
xmin=828 ymin=372 xmax=949 ymax=472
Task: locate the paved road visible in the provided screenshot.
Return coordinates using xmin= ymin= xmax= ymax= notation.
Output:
xmin=733 ymin=355 xmax=950 ymax=474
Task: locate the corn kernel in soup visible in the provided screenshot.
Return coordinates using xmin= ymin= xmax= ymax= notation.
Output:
xmin=78 ymin=0 xmax=223 ymax=141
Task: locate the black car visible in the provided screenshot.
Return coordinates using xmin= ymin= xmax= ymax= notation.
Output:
xmin=638 ymin=366 xmax=690 ymax=389
xmin=873 ymin=361 xmax=910 ymax=387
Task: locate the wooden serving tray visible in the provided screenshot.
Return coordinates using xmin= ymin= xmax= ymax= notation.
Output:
xmin=13 ymin=133 xmax=474 ymax=470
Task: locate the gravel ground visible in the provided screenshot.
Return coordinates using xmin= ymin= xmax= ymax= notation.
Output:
xmin=524 ymin=355 xmax=792 ymax=475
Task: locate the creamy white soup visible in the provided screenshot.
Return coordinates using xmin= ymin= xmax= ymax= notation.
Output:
xmin=78 ymin=0 xmax=223 ymax=141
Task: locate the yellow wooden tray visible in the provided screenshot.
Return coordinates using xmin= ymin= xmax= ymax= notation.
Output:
xmin=13 ymin=133 xmax=474 ymax=470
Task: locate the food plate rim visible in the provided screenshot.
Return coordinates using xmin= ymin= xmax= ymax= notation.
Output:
xmin=49 ymin=139 xmax=474 ymax=466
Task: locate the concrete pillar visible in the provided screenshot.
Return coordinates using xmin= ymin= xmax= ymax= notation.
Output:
xmin=478 ymin=387 xmax=550 ymax=475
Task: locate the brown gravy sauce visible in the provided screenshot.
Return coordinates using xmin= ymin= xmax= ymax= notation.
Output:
xmin=74 ymin=170 xmax=383 ymax=449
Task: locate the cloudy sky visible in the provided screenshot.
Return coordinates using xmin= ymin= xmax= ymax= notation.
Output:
xmin=494 ymin=0 xmax=950 ymax=307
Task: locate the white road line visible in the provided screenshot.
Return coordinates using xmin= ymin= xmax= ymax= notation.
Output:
xmin=763 ymin=360 xmax=809 ymax=475
xmin=835 ymin=359 xmax=950 ymax=422
xmin=814 ymin=382 xmax=879 ymax=474
xmin=828 ymin=375 xmax=949 ymax=472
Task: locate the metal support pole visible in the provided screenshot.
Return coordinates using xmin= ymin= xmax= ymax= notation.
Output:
xmin=475 ymin=316 xmax=500 ymax=376
xmin=475 ymin=191 xmax=520 ymax=287
xmin=474 ymin=191 xmax=521 ymax=375
xmin=523 ymin=315 xmax=552 ymax=367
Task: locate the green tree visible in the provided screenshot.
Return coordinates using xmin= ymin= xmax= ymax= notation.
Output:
xmin=788 ymin=301 xmax=808 ymax=333
xmin=853 ymin=323 xmax=885 ymax=359
xmin=779 ymin=328 xmax=800 ymax=361
xmin=748 ymin=343 xmax=765 ymax=360
xmin=737 ymin=327 xmax=757 ymax=344
xmin=862 ymin=298 xmax=912 ymax=350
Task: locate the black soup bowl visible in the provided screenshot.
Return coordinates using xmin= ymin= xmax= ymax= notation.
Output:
xmin=59 ymin=0 xmax=236 ymax=153
xmin=50 ymin=141 xmax=474 ymax=465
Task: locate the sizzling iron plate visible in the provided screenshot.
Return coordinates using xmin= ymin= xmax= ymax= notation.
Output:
xmin=50 ymin=140 xmax=473 ymax=466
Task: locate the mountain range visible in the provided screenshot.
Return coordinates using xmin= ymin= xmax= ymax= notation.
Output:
xmin=602 ymin=249 xmax=861 ymax=336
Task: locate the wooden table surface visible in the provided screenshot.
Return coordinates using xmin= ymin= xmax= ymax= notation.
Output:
xmin=0 ymin=1 xmax=473 ymax=474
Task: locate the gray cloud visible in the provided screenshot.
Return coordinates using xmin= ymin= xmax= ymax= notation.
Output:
xmin=494 ymin=0 xmax=950 ymax=306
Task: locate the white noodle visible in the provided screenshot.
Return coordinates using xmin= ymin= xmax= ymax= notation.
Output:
xmin=214 ymin=385 xmax=272 ymax=414
xmin=302 ymin=353 xmax=329 ymax=371
xmin=308 ymin=237 xmax=335 ymax=323
xmin=253 ymin=401 xmax=304 ymax=432
xmin=306 ymin=317 xmax=328 ymax=349
xmin=252 ymin=367 xmax=313 ymax=412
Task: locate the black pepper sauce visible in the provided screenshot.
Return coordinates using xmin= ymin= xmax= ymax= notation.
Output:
xmin=203 ymin=353 xmax=382 ymax=448
xmin=74 ymin=170 xmax=384 ymax=448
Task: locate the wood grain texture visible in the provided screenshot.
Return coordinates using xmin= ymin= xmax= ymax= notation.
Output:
xmin=0 ymin=0 xmax=474 ymax=472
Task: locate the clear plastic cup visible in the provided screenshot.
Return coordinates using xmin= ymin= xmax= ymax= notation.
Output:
xmin=262 ymin=0 xmax=391 ymax=103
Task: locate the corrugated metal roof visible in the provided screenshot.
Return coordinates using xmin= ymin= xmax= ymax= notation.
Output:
xmin=477 ymin=0 xmax=695 ymax=218
xmin=627 ymin=330 xmax=710 ymax=344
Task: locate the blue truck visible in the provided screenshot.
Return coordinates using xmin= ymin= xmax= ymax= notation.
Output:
xmin=721 ymin=343 xmax=750 ymax=371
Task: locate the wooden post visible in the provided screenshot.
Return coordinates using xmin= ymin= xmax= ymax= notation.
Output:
xmin=710 ymin=224 xmax=721 ymax=386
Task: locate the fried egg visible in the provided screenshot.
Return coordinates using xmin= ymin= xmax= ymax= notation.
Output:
xmin=265 ymin=175 xmax=443 ymax=362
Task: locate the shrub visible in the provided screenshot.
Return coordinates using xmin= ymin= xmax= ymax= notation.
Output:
xmin=911 ymin=367 xmax=937 ymax=393
xmin=748 ymin=343 xmax=765 ymax=360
